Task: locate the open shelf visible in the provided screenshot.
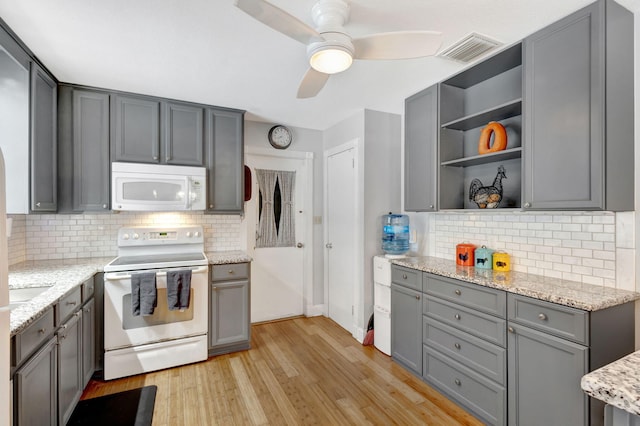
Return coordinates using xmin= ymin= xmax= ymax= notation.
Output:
xmin=441 ymin=99 xmax=522 ymax=131
xmin=441 ymin=147 xmax=523 ymax=167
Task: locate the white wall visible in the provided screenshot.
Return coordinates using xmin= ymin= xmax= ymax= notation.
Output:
xmin=323 ymin=109 xmax=401 ymax=337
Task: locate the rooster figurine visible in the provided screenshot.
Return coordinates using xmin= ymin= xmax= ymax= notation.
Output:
xmin=469 ymin=165 xmax=506 ymax=209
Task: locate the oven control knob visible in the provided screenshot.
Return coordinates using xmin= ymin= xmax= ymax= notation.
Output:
xmin=122 ymin=233 xmax=129 ymax=240
xmin=186 ymin=232 xmax=192 ymax=238
xmin=194 ymin=231 xmax=201 ymax=238
xmin=132 ymin=233 xmax=140 ymax=240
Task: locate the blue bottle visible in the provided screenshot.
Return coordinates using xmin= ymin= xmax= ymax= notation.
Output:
xmin=382 ymin=213 xmax=410 ymax=256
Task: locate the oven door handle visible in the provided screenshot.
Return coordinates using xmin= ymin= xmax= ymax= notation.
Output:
xmin=104 ymin=265 xmax=209 ymax=281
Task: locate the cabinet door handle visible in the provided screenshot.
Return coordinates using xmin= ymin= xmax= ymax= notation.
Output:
xmin=429 ymin=205 xmax=434 ymax=209
xmin=454 ymin=314 xmax=461 ymax=320
xmin=153 ymin=156 xmax=158 ymax=160
xmin=228 ymin=269 xmax=235 ymax=274
xmin=524 ymin=202 xmax=531 ymax=208
xmin=415 ymin=295 xmax=420 ymax=300
xmin=213 ymin=286 xmax=217 ymax=290
xmin=36 ymin=202 xmax=41 ymax=207
xmin=538 ymin=313 xmax=547 ymax=321
xmin=402 ymin=274 xmax=407 ymax=279
xmin=60 ymin=334 xmax=66 ymax=340
xmin=74 ymin=312 xmax=80 ymax=318
xmin=454 ymin=289 xmax=462 ymax=296
xmin=38 ymin=328 xmax=46 ymax=335
xmin=454 ymin=343 xmax=461 ymax=350
xmin=508 ymin=326 xmax=515 ymax=333
xmin=84 ymin=307 xmax=91 ymax=313
xmin=66 ymin=301 xmax=77 ymax=306
xmin=209 ymin=204 xmax=214 ymax=209
xmin=102 ymin=204 xmax=108 ymax=209
xmin=454 ymin=379 xmax=461 ymax=386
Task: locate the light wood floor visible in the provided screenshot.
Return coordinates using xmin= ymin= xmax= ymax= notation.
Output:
xmin=82 ymin=316 xmax=483 ymax=425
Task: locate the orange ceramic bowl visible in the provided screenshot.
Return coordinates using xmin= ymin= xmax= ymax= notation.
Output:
xmin=456 ymin=243 xmax=476 ymax=266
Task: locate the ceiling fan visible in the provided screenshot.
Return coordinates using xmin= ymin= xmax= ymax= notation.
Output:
xmin=235 ymin=0 xmax=443 ymax=98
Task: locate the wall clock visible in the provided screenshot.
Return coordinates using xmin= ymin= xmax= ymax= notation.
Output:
xmin=268 ymin=125 xmax=292 ymax=149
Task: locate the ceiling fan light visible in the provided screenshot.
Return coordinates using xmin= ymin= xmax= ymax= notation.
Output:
xmin=309 ymin=47 xmax=353 ymax=74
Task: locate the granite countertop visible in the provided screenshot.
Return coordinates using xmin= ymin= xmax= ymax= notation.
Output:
xmin=9 ymin=257 xmax=112 ymax=336
xmin=392 ymin=256 xmax=640 ymax=311
xmin=581 ymin=351 xmax=640 ymax=416
xmin=9 ymin=251 xmax=251 ymax=337
xmin=206 ymin=250 xmax=252 ymax=264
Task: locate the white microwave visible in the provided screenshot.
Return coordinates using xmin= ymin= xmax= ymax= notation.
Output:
xmin=111 ymin=162 xmax=207 ymax=211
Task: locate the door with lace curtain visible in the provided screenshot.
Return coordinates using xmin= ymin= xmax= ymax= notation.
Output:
xmin=245 ymin=153 xmax=308 ymax=322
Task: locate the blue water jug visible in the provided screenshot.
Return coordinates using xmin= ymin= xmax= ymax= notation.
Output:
xmin=382 ymin=213 xmax=409 ymax=255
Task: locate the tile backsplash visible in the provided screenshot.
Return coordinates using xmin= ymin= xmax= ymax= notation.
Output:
xmin=9 ymin=212 xmax=242 ymax=264
xmin=411 ymin=211 xmax=635 ymax=290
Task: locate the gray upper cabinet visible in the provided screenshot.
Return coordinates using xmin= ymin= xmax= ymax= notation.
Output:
xmin=404 ymin=85 xmax=438 ymax=212
xmin=57 ymin=86 xmax=110 ymax=212
xmin=111 ymin=94 xmax=162 ymax=164
xmin=165 ymin=101 xmax=204 ymax=166
xmin=30 ymin=62 xmax=57 ymax=212
xmin=523 ymin=0 xmax=634 ymax=211
xmin=206 ymin=108 xmax=244 ymax=214
xmin=438 ymin=43 xmax=523 ymax=211
xmin=112 ymin=94 xmax=206 ymax=167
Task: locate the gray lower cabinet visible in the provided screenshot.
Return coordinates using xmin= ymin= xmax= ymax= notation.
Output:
xmin=13 ymin=336 xmax=57 ymax=426
xmin=57 ymin=86 xmax=110 ymax=212
xmin=391 ymin=265 xmax=635 ymax=426
xmin=507 ymin=321 xmax=588 ymax=426
xmin=422 ymin=273 xmax=506 ymax=425
xmin=604 ymin=405 xmax=640 ymax=426
xmin=30 ymin=62 xmax=57 ymax=212
xmin=81 ymin=298 xmax=95 ymax=388
xmin=209 ymin=263 xmax=251 ymax=356
xmin=390 ymin=268 xmax=423 ymax=375
xmin=404 ymin=84 xmax=438 ymax=212
xmin=57 ymin=310 xmax=82 ymax=426
xmin=523 ymin=0 xmax=634 ymax=211
xmin=205 ymin=108 xmax=244 ymax=214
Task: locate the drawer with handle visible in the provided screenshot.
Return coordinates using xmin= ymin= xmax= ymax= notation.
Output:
xmin=507 ymin=294 xmax=588 ymax=345
xmin=57 ymin=286 xmax=82 ymax=325
xmin=424 ymin=274 xmax=506 ymax=317
xmin=423 ymin=346 xmax=505 ymax=426
xmin=423 ymin=316 xmax=506 ymax=385
xmin=424 ymin=296 xmax=506 ymax=347
xmin=12 ymin=307 xmax=55 ymax=367
xmin=391 ymin=265 xmax=421 ymax=292
xmin=212 ymin=263 xmax=249 ymax=281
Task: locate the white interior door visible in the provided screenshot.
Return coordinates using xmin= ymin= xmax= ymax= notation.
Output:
xmin=326 ymin=145 xmax=357 ymax=333
xmin=245 ymin=152 xmax=309 ymax=323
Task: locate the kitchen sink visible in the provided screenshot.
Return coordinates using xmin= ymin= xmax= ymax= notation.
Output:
xmin=9 ymin=286 xmax=52 ymax=303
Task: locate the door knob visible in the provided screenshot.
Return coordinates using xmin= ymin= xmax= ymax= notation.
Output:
xmin=297 ymin=243 xmax=304 ymax=248
xmin=326 ymin=243 xmax=332 ymax=249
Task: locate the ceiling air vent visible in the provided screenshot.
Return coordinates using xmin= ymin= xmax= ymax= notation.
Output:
xmin=438 ymin=33 xmax=501 ymax=63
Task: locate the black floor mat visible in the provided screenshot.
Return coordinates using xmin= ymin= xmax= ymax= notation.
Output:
xmin=67 ymin=385 xmax=157 ymax=426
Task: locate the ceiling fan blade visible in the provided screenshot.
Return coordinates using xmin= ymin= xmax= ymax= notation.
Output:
xmin=297 ymin=68 xmax=330 ymax=99
xmin=235 ymin=0 xmax=323 ymax=45
xmin=352 ymin=31 xmax=443 ymax=60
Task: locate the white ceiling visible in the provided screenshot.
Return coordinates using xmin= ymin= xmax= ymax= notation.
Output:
xmin=0 ymin=0 xmax=632 ymax=130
